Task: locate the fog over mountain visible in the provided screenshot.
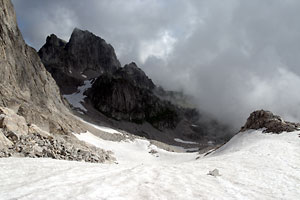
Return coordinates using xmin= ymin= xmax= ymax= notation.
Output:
xmin=12 ymin=0 xmax=300 ymax=129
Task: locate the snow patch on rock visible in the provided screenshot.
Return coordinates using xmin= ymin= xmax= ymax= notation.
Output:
xmin=63 ymin=80 xmax=92 ymax=112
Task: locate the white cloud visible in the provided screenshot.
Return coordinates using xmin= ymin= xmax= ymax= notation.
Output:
xmin=11 ymin=0 xmax=300 ymax=129
xmin=139 ymin=31 xmax=177 ymax=63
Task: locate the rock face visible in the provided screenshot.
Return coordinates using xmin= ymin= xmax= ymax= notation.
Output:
xmin=0 ymin=0 xmax=84 ymax=134
xmin=0 ymin=1 xmax=114 ymax=163
xmin=38 ymin=28 xmax=121 ymax=93
xmin=86 ymin=72 xmax=179 ymax=130
xmin=114 ymin=62 xmax=155 ymax=90
xmin=241 ymin=110 xmax=299 ymax=133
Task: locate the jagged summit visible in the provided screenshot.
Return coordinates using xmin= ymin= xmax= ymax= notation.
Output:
xmin=46 ymin=34 xmax=67 ymax=47
xmin=69 ymin=28 xmax=98 ymax=42
xmin=38 ymin=27 xmax=121 ymax=93
xmin=115 ymin=62 xmax=155 ymax=90
xmin=241 ymin=110 xmax=300 ymax=133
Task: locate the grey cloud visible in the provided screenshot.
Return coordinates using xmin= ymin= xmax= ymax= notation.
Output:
xmin=11 ymin=0 xmax=300 ymax=129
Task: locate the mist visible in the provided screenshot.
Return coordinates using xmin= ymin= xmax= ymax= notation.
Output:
xmin=12 ymin=0 xmax=300 ymax=129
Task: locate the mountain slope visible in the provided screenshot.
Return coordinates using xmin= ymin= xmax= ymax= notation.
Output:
xmin=0 ymin=0 xmax=115 ymax=163
xmin=39 ymin=29 xmax=233 ymax=145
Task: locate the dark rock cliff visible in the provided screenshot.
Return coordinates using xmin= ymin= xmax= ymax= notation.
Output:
xmin=86 ymin=72 xmax=179 ymax=130
xmin=38 ymin=28 xmax=121 ymax=93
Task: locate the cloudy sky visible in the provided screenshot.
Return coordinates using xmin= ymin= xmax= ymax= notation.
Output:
xmin=11 ymin=0 xmax=300 ymax=129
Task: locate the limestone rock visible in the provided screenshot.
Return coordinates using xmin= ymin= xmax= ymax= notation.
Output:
xmin=0 ymin=0 xmax=83 ymax=134
xmin=0 ymin=129 xmax=13 ymax=149
xmin=0 ymin=107 xmax=28 ymax=135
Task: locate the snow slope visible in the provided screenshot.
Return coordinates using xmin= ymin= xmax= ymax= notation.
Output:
xmin=1 ymin=130 xmax=300 ymax=200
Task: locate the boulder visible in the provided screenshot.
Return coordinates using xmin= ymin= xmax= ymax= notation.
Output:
xmin=0 ymin=107 xmax=28 ymax=135
xmin=208 ymin=169 xmax=221 ymax=177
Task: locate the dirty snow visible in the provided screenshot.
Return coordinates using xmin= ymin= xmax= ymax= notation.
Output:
xmin=76 ymin=116 xmax=123 ymax=135
xmin=174 ymin=138 xmax=198 ymax=144
xmin=1 ymin=130 xmax=300 ymax=200
xmin=63 ymin=80 xmax=92 ymax=112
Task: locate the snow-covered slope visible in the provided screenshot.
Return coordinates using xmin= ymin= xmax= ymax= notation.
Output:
xmin=1 ymin=130 xmax=300 ymax=200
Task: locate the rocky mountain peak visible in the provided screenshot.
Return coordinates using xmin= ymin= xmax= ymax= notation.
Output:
xmin=66 ymin=27 xmax=121 ymax=76
xmin=115 ymin=62 xmax=155 ymax=90
xmin=39 ymin=27 xmax=121 ymax=93
xmin=241 ymin=110 xmax=299 ymax=133
xmin=46 ymin=34 xmax=67 ymax=47
xmin=69 ymin=28 xmax=96 ymax=42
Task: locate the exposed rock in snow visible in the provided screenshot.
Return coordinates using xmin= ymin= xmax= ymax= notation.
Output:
xmin=241 ymin=110 xmax=300 ymax=133
xmin=207 ymin=169 xmax=221 ymax=177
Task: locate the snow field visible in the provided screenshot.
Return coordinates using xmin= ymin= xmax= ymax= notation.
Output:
xmin=0 ymin=130 xmax=299 ymax=200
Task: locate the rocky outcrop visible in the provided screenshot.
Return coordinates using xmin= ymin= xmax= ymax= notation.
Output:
xmin=114 ymin=62 xmax=155 ymax=90
xmin=241 ymin=110 xmax=299 ymax=133
xmin=86 ymin=73 xmax=179 ymax=130
xmin=38 ymin=28 xmax=121 ymax=93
